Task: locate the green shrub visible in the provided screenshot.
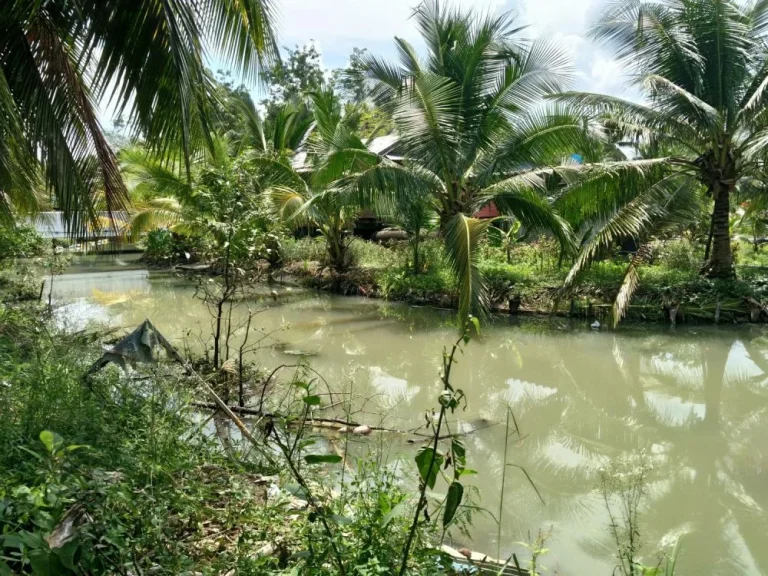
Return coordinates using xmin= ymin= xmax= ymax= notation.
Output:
xmin=143 ymin=229 xmax=208 ymax=263
xmin=0 ymin=225 xmax=46 ymax=262
xmin=348 ymin=238 xmax=402 ymax=270
xmin=281 ymin=236 xmax=327 ymax=264
xmin=378 ymin=266 xmax=455 ymax=303
xmin=656 ymin=238 xmax=702 ymax=272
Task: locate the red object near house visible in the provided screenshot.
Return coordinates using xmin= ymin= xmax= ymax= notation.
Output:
xmin=474 ymin=202 xmax=500 ymax=219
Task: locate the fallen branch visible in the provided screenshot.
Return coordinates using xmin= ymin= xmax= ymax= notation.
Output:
xmin=191 ymin=402 xmax=497 ymax=441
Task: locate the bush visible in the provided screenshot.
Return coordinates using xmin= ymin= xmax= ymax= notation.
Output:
xmin=143 ymin=229 xmax=208 ymax=264
xmin=281 ymin=236 xmax=327 ymax=264
xmin=378 ymin=266 xmax=455 ymax=303
xmin=656 ymin=238 xmax=702 ymax=272
xmin=348 ymin=238 xmax=402 ymax=270
xmin=0 ymin=225 xmax=46 ymax=262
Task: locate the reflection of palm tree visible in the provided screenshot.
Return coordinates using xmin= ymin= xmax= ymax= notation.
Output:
xmin=629 ymin=334 xmax=768 ymax=575
xmin=464 ymin=328 xmax=768 ymax=574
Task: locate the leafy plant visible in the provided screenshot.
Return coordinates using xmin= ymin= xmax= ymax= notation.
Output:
xmin=0 ymin=0 xmax=277 ymax=234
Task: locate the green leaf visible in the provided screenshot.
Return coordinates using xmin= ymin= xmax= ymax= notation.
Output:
xmin=54 ymin=540 xmax=79 ymax=571
xmin=0 ymin=562 xmax=12 ymax=576
xmin=293 ymin=381 xmax=310 ymax=391
xmin=451 ymin=438 xmax=466 ymax=476
xmin=304 ymin=454 xmax=343 ymax=465
xmin=302 ymin=395 xmax=321 ymax=406
xmin=330 ymin=514 xmax=353 ymax=526
xmin=18 ymin=530 xmax=45 ymax=549
xmin=381 ymin=501 xmax=409 ymax=528
xmin=39 ymin=431 xmax=63 ymax=454
xmin=29 ymin=550 xmax=56 ymax=576
xmin=18 ymin=446 xmax=44 ymax=462
xmin=285 ymin=484 xmax=307 ymax=499
xmin=469 ymin=316 xmax=481 ymax=337
xmin=442 ymin=214 xmax=491 ymax=325
xmin=414 ymin=447 xmax=443 ymax=489
xmin=2 ymin=534 xmax=22 ymax=549
xmin=442 ymin=481 xmax=464 ymax=527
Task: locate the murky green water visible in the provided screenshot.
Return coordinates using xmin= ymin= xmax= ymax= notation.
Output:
xmin=52 ymin=258 xmax=768 ymax=575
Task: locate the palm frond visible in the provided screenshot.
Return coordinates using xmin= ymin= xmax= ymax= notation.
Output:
xmin=0 ymin=0 xmax=277 ymax=233
xmin=612 ymin=244 xmax=651 ymax=327
xmin=203 ymin=0 xmax=278 ymax=83
xmin=335 ymin=158 xmax=443 ymax=216
xmin=442 ymin=213 xmax=491 ymax=325
xmin=0 ymin=68 xmax=38 ymax=222
xmin=553 ymin=158 xmax=671 ymax=226
xmin=392 ymin=72 xmax=462 ymax=179
xmin=476 ymin=107 xmax=594 ymax=183
xmin=268 ymin=186 xmax=312 ymax=227
xmin=125 ymin=197 xmax=183 ymax=240
xmin=235 ymin=93 xmax=267 ymax=152
xmin=549 ymin=92 xmax=703 ymax=150
xmin=562 ymin=170 xmax=699 ymax=290
xmin=120 ymin=148 xmax=193 ymax=202
xmin=478 ymin=174 xmax=574 ymax=251
xmin=642 ymin=73 xmax=722 ymax=132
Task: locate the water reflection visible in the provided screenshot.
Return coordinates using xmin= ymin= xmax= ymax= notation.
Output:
xmin=53 ymin=263 xmax=768 ymax=575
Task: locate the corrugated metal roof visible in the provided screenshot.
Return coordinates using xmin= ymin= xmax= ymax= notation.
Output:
xmin=31 ymin=212 xmax=128 ymax=239
xmin=290 ymin=134 xmax=401 ymax=171
xmin=366 ymin=134 xmax=400 ymax=155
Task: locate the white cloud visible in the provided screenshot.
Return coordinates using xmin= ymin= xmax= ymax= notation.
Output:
xmin=276 ymin=0 xmax=507 ymax=46
xmin=274 ymin=0 xmax=636 ymax=97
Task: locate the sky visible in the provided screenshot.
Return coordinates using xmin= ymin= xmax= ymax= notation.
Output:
xmin=100 ymin=0 xmax=637 ymax=127
xmin=266 ymin=0 xmax=636 ymax=99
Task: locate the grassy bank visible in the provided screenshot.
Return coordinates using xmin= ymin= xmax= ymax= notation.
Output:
xmin=278 ymin=236 xmax=768 ymax=325
xmin=0 ymin=301 xmax=454 ymax=575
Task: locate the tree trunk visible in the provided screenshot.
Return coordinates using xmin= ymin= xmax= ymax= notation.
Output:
xmin=412 ymin=231 xmax=421 ymax=274
xmin=327 ymin=228 xmax=348 ymax=272
xmin=703 ymin=183 xmax=735 ymax=279
xmin=703 ymin=204 xmax=715 ymax=263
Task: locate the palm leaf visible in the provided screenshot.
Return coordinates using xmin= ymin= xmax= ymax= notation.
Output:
xmin=124 ymin=197 xmax=184 ymax=240
xmin=612 ymin=244 xmax=651 ymax=327
xmin=478 ymin=174 xmax=574 ymax=252
xmin=442 ymin=213 xmax=491 ymax=325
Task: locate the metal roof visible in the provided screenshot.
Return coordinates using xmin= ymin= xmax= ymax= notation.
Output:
xmin=31 ymin=212 xmax=128 ymax=239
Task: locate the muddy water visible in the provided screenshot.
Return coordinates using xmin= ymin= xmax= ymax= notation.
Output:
xmin=52 ymin=258 xmax=768 ymax=575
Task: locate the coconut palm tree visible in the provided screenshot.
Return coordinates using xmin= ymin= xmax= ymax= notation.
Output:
xmin=553 ymin=0 xmax=768 ymax=280
xmin=270 ymin=87 xmax=378 ymax=272
xmin=0 ymin=0 xmax=277 ymax=234
xmin=316 ymin=1 xmax=591 ymax=323
xmin=556 ymin=140 xmax=705 ymax=325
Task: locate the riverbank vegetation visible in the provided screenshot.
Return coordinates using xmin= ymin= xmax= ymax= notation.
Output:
xmin=103 ymin=0 xmax=768 ymax=328
xmin=0 ymin=0 xmax=764 ymax=572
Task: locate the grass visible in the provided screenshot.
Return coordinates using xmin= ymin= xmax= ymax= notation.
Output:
xmin=0 ymin=297 xmax=455 ymax=575
xmin=279 ymin=235 xmax=768 ymax=323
